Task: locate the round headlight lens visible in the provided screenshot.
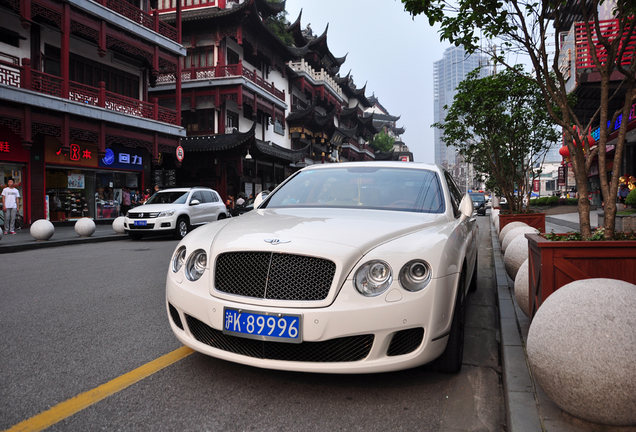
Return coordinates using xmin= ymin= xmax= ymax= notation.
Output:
xmin=185 ymin=249 xmax=207 ymax=281
xmin=399 ymin=260 xmax=432 ymax=292
xmin=171 ymin=246 xmax=186 ymax=273
xmin=354 ymin=260 xmax=392 ymax=297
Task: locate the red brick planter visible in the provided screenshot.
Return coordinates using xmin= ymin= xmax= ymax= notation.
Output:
xmin=526 ymin=233 xmax=636 ymax=319
xmin=499 ymin=212 xmax=546 ymax=233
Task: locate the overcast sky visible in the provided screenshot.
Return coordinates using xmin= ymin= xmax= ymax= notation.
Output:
xmin=284 ymin=0 xmax=449 ymax=163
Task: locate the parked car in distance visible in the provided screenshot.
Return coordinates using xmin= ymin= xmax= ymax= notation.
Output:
xmin=166 ymin=162 xmax=479 ymax=374
xmin=469 ymin=192 xmax=486 ymax=215
xmin=124 ymin=187 xmax=227 ymax=240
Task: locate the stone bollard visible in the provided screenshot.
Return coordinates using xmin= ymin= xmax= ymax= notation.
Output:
xmin=527 ymin=279 xmax=636 ymax=426
xmin=74 ymin=218 xmax=96 ymax=237
xmin=30 ymin=219 xmax=55 ymax=241
xmin=504 ymin=235 xmax=529 ymax=280
xmin=112 ymin=216 xmax=126 ymax=234
xmin=501 ymin=226 xmax=538 ymax=253
xmin=499 ymin=221 xmax=528 ymax=243
xmin=514 ymin=260 xmax=530 ymax=317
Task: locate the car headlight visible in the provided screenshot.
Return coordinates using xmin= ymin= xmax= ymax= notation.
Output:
xmin=399 ymin=260 xmax=432 ymax=292
xmin=172 ymin=246 xmax=186 ymax=273
xmin=158 ymin=209 xmax=175 ymax=217
xmin=354 ymin=260 xmax=392 ymax=297
xmin=185 ymin=249 xmax=207 ymax=281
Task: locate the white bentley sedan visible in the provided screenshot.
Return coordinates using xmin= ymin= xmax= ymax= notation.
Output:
xmin=166 ymin=162 xmax=478 ymax=374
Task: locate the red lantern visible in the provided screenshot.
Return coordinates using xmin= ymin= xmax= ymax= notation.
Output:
xmin=559 ymin=145 xmax=570 ymax=158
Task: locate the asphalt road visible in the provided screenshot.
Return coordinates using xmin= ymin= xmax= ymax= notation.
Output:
xmin=1 ymin=216 xmax=503 ymax=432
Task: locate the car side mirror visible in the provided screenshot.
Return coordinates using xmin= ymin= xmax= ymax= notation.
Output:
xmin=190 ymin=199 xmax=200 ymax=206
xmin=253 ymin=191 xmax=268 ymax=208
xmin=459 ymin=194 xmax=474 ymax=220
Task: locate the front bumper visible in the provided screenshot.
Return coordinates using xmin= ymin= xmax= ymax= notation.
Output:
xmin=124 ymin=216 xmax=175 ymax=233
xmin=166 ymin=271 xmax=459 ymax=374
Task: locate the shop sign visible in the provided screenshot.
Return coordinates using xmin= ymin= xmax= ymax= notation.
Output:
xmin=0 ymin=127 xmax=30 ymax=163
xmin=99 ymin=147 xmax=144 ymax=171
xmin=45 ymin=137 xmax=99 ymax=167
xmin=558 ymin=166 xmax=566 ymax=186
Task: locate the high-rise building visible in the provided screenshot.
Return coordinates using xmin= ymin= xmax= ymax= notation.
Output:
xmin=433 ymin=46 xmax=488 ymax=167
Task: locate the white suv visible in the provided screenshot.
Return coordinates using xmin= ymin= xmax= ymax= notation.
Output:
xmin=124 ymin=187 xmax=227 ymax=240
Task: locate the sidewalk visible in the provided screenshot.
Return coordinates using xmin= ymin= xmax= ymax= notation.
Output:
xmin=0 ymin=223 xmax=129 ymax=254
xmin=492 ymin=214 xmax=634 ymax=432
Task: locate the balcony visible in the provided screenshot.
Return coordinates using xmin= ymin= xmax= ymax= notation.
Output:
xmin=288 ymin=59 xmax=344 ymax=100
xmin=575 ymin=19 xmax=635 ymax=70
xmin=97 ymin=0 xmax=178 ymax=42
xmin=0 ymin=56 xmax=178 ymax=125
xmin=156 ymin=61 xmax=285 ymax=101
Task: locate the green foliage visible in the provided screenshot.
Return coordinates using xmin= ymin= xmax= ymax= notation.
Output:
xmin=544 ymin=227 xmax=636 ymax=241
xmin=264 ymin=6 xmax=294 ymax=46
xmin=369 ymin=130 xmax=395 ymax=153
xmin=625 ymin=188 xmax=636 ymax=206
xmin=547 ymin=196 xmax=559 ymax=206
xmin=432 ymin=67 xmax=558 ymax=213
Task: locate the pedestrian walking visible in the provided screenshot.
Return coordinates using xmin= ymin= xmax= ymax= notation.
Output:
xmin=2 ymin=178 xmax=21 ymax=234
xmin=121 ymin=187 xmax=131 ymax=216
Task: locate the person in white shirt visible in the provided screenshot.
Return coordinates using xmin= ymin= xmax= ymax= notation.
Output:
xmin=2 ymin=178 xmax=21 ymax=234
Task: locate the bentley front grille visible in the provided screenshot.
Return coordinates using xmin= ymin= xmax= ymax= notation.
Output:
xmin=214 ymin=252 xmax=336 ymax=301
xmin=186 ymin=315 xmax=373 ymax=362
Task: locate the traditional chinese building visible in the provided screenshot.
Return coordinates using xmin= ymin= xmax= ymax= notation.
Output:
xmin=0 ymin=0 xmax=185 ymax=224
xmin=151 ymin=0 xmax=408 ymax=202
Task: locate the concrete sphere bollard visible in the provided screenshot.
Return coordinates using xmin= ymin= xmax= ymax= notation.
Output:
xmin=504 ymin=235 xmax=530 ymax=280
xmin=112 ymin=216 xmax=126 ymax=234
xmin=74 ymin=218 xmax=96 ymax=237
xmin=499 ymin=221 xmax=528 ymax=243
xmin=30 ymin=219 xmax=55 ymax=241
xmin=514 ymin=260 xmax=530 ymax=317
xmin=527 ymin=279 xmax=636 ymax=426
xmin=502 ymin=226 xmax=538 ymax=253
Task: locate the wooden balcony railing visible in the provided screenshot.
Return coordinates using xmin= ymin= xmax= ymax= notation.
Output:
xmin=0 ymin=57 xmax=178 ymax=125
xmin=156 ymin=60 xmax=285 ymax=101
xmin=575 ymin=19 xmax=636 ymax=69
xmin=98 ymin=0 xmax=178 ymax=42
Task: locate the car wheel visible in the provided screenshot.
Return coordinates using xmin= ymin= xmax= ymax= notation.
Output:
xmin=174 ymin=217 xmax=189 ymax=239
xmin=128 ymin=232 xmax=143 ymax=241
xmin=469 ymin=253 xmax=478 ymax=292
xmin=434 ymin=271 xmax=466 ymax=374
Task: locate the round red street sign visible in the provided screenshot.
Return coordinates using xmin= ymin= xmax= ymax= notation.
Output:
xmin=176 ymin=145 xmax=184 ymax=162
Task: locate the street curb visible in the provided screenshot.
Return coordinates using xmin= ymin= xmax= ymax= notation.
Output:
xmin=491 ymin=221 xmax=544 ymax=432
xmin=0 ymin=234 xmax=130 ymax=254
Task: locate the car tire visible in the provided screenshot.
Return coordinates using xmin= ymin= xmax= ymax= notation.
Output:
xmin=469 ymin=253 xmax=478 ymax=292
xmin=434 ymin=271 xmax=466 ymax=374
xmin=174 ymin=217 xmax=189 ymax=239
xmin=128 ymin=232 xmax=143 ymax=241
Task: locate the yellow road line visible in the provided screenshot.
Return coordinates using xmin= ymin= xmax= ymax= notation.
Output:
xmin=5 ymin=346 xmax=194 ymax=432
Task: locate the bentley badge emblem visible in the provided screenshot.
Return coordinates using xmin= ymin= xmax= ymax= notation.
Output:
xmin=264 ymin=238 xmax=291 ymax=245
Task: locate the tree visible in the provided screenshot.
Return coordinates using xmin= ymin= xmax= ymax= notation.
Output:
xmin=264 ymin=3 xmax=294 ymax=46
xmin=369 ymin=130 xmax=396 ymax=153
xmin=434 ymin=67 xmax=559 ymax=213
xmin=402 ymin=0 xmax=636 ymax=239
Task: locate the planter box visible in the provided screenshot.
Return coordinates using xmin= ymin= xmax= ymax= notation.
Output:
xmin=499 ymin=212 xmax=546 ymax=233
xmin=526 ymin=233 xmax=636 ymax=319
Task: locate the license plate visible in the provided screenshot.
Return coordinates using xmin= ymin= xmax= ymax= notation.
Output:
xmin=134 ymin=220 xmax=147 ymax=226
xmin=223 ymin=308 xmax=302 ymax=343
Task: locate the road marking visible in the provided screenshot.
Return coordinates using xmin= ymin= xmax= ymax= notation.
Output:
xmin=5 ymin=346 xmax=194 ymax=432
